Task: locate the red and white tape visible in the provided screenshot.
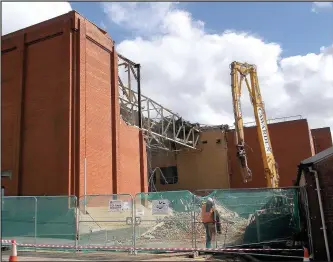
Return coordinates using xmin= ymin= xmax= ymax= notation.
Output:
xmin=1 ymin=240 xmax=77 ymax=249
xmin=1 ymin=240 xmax=131 ymax=250
xmin=133 ymin=247 xmax=302 ymax=252
xmin=1 ymin=239 xmax=302 ymax=252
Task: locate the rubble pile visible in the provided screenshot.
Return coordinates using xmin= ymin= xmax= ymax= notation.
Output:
xmin=139 ymin=203 xmax=249 ymax=245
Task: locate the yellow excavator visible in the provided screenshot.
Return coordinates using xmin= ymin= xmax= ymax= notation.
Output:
xmin=230 ymin=61 xmax=279 ymax=188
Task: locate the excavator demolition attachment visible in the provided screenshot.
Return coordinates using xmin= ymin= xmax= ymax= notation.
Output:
xmin=230 ymin=61 xmax=280 ymax=188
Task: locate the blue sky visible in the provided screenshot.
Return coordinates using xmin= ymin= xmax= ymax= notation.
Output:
xmin=67 ymin=2 xmax=333 ymax=129
xmin=3 ymin=2 xmax=332 ymax=129
xmin=71 ymin=2 xmax=333 ymax=57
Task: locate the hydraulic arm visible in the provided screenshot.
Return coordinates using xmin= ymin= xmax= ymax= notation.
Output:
xmin=230 ymin=61 xmax=279 ymax=188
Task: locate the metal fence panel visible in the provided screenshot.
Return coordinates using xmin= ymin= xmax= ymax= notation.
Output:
xmin=2 ymin=196 xmax=37 ymax=246
xmin=78 ymin=194 xmax=134 ymax=249
xmin=35 ymin=196 xmax=77 ymax=247
xmin=2 ymin=189 xmax=302 ymax=253
xmin=134 ymin=190 xmax=194 ymax=250
xmin=194 ymin=188 xmax=301 ymax=249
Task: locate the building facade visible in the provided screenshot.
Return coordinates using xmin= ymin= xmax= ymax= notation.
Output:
xmin=296 ymin=146 xmax=333 ymax=261
xmin=1 ymin=11 xmax=147 ymax=197
xmin=153 ymin=119 xmax=332 ymax=190
xmin=228 ymin=119 xmax=317 ymax=188
xmin=311 ymin=127 xmax=333 ymax=154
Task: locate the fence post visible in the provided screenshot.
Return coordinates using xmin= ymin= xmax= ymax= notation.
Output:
xmin=255 ymin=211 xmax=261 ymax=243
xmin=75 ymin=196 xmax=78 ymax=252
xmin=191 ymin=198 xmax=194 ymax=249
xmin=34 ymin=197 xmax=38 ymax=252
xmin=132 ymin=194 xmax=136 ymax=254
xmin=214 ymin=207 xmax=218 ymax=249
xmin=84 ymin=158 xmax=87 ymax=214
xmin=193 ymin=193 xmax=197 ymax=250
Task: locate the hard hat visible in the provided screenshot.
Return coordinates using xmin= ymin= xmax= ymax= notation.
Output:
xmin=207 ymin=197 xmax=214 ymax=203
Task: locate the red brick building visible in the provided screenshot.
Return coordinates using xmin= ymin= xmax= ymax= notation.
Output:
xmin=1 ymin=11 xmax=147 ymax=197
xmin=296 ymin=146 xmax=333 ymax=261
xmin=311 ymin=127 xmax=333 ymax=154
xmin=227 ymin=119 xmax=332 ymax=188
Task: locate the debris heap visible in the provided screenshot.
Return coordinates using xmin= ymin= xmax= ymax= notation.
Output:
xmin=139 ymin=203 xmax=249 ymax=246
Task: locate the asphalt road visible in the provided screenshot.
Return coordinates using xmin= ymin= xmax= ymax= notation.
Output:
xmin=2 ymin=250 xmax=250 ymax=261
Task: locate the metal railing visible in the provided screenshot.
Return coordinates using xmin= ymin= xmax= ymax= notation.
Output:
xmin=228 ymin=115 xmax=303 ymax=130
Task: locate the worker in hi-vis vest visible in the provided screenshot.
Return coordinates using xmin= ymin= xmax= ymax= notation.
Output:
xmin=201 ymin=197 xmax=221 ymax=248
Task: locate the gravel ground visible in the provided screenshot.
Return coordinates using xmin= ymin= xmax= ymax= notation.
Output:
xmin=1 ymin=250 xmax=250 ymax=261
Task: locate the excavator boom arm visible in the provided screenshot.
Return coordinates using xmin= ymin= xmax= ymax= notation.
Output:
xmin=230 ymin=63 xmax=252 ymax=183
xmin=230 ymin=61 xmax=279 ymax=188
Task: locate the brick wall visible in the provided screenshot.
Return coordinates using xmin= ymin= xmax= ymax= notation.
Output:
xmin=118 ymin=120 xmax=148 ymax=197
xmin=303 ymin=155 xmax=333 ymax=260
xmin=314 ymin=157 xmax=333 ymax=259
xmin=228 ymin=119 xmax=314 ymax=188
xmin=311 ymin=127 xmax=333 ymax=154
xmin=1 ymin=15 xmax=73 ymax=195
xmin=1 ymin=40 xmax=22 ymax=195
xmin=1 ymin=11 xmax=147 ymax=197
xmin=79 ymin=22 xmax=114 ymax=196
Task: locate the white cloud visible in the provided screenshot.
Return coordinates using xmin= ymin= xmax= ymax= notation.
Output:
xmin=2 ymin=2 xmax=332 ymax=132
xmin=104 ymin=2 xmax=333 ymax=131
xmin=311 ymin=2 xmax=333 ymax=13
xmin=2 ymin=2 xmax=72 ymax=35
xmin=102 ymin=2 xmax=177 ymax=36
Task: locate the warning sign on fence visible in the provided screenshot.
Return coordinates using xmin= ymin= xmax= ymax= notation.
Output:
xmin=109 ymin=200 xmax=123 ymax=212
xmin=123 ymin=201 xmax=131 ymax=210
xmin=152 ymin=199 xmax=169 ymax=214
xmin=136 ymin=208 xmax=144 ymax=216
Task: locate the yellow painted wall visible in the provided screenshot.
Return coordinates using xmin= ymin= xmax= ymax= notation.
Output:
xmin=152 ymin=129 xmax=230 ymax=192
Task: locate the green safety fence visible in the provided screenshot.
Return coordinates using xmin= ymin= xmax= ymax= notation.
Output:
xmin=134 ymin=188 xmax=301 ymax=248
xmin=193 ymin=188 xmax=301 ymax=245
xmin=135 ymin=190 xmax=194 ymax=212
xmin=134 ymin=190 xmax=195 ymax=249
xmin=2 ymin=189 xmax=301 ymax=250
xmin=35 ymin=196 xmax=77 ymax=242
xmin=77 ymin=194 xmax=134 ymax=248
xmin=2 ymin=197 xmax=37 ymax=245
xmin=2 ymin=196 xmax=77 ymax=247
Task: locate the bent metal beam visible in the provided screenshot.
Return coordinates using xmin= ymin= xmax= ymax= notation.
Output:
xmin=118 ymin=54 xmax=201 ymax=150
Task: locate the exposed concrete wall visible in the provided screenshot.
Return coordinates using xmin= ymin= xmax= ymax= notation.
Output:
xmin=153 ymin=129 xmax=230 ymax=192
